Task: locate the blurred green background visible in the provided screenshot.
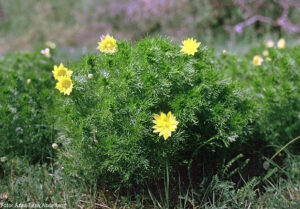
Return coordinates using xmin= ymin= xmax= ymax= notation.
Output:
xmin=0 ymin=0 xmax=300 ymax=59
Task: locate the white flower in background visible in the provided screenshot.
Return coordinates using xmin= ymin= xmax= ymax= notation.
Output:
xmin=1 ymin=192 xmax=8 ymax=199
xmin=45 ymin=41 xmax=56 ymax=49
xmin=88 ymin=74 xmax=93 ymax=79
xmin=41 ymin=48 xmax=51 ymax=58
xmin=266 ymin=40 xmax=274 ymax=48
xmin=222 ymin=49 xmax=227 ymax=54
xmin=27 ymin=79 xmax=31 ymax=84
xmin=0 ymin=156 xmax=7 ymax=162
xmin=228 ymin=134 xmax=238 ymax=142
xmin=52 ymin=143 xmax=58 ymax=149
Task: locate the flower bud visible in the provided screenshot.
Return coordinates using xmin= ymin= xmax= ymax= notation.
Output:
xmin=52 ymin=143 xmax=58 ymax=149
xmin=0 ymin=156 xmax=7 ymax=162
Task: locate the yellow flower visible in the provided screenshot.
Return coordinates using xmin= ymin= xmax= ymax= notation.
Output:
xmin=262 ymin=50 xmax=269 ymax=57
xmin=153 ymin=112 xmax=179 ymax=140
xmin=265 ymin=40 xmax=274 ymax=48
xmin=52 ymin=63 xmax=72 ymax=80
xmin=45 ymin=41 xmax=56 ymax=49
xmin=55 ymin=76 xmax=73 ymax=95
xmin=97 ymin=34 xmax=117 ymax=54
xmin=180 ymin=38 xmax=201 ymax=55
xmin=277 ymin=38 xmax=286 ymax=49
xmin=266 ymin=57 xmax=272 ymax=61
xmin=253 ymin=55 xmax=263 ymax=66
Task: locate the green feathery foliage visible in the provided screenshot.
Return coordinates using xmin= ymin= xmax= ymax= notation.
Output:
xmin=57 ymin=37 xmax=253 ymax=188
xmin=218 ymin=45 xmax=300 ymax=148
xmin=0 ymin=50 xmax=57 ymax=163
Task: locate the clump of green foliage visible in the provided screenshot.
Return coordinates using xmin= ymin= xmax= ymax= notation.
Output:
xmin=218 ymin=45 xmax=300 ymax=148
xmin=0 ymin=50 xmax=57 ymax=163
xmin=58 ymin=37 xmax=253 ymax=188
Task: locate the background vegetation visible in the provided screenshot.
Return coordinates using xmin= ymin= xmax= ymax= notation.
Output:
xmin=0 ymin=50 xmax=57 ymax=163
xmin=1 ymin=0 xmax=300 ymax=56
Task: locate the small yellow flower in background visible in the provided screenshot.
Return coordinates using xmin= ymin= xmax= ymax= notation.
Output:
xmin=153 ymin=112 xmax=179 ymax=140
xmin=222 ymin=49 xmax=227 ymax=54
xmin=97 ymin=34 xmax=117 ymax=54
xmin=181 ymin=38 xmax=201 ymax=56
xmin=26 ymin=79 xmax=31 ymax=84
xmin=266 ymin=57 xmax=272 ymax=61
xmin=41 ymin=48 xmax=51 ymax=58
xmin=52 ymin=63 xmax=72 ymax=80
xmin=277 ymin=38 xmax=286 ymax=49
xmin=262 ymin=50 xmax=269 ymax=57
xmin=55 ymin=76 xmax=73 ymax=95
xmin=266 ymin=40 xmax=274 ymax=48
xmin=45 ymin=41 xmax=56 ymax=49
xmin=253 ymin=55 xmax=263 ymax=66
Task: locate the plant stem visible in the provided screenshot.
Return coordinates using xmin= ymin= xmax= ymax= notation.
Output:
xmin=271 ymin=135 xmax=300 ymax=160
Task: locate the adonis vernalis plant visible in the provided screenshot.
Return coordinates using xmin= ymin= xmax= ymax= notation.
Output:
xmin=58 ymin=36 xmax=253 ymax=188
xmin=180 ymin=38 xmax=201 ymax=55
xmin=52 ymin=63 xmax=72 ymax=80
xmin=277 ymin=38 xmax=286 ymax=49
xmin=97 ymin=34 xmax=117 ymax=54
xmin=55 ymin=76 xmax=73 ymax=95
xmin=153 ymin=112 xmax=179 ymax=140
xmin=253 ymin=55 xmax=263 ymax=66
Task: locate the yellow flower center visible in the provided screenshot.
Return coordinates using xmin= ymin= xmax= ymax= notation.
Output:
xmin=105 ymin=41 xmax=114 ymax=50
xmin=163 ymin=118 xmax=170 ymax=127
xmin=164 ymin=124 xmax=170 ymax=129
xmin=57 ymin=69 xmax=67 ymax=77
xmin=62 ymin=79 xmax=71 ymax=88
